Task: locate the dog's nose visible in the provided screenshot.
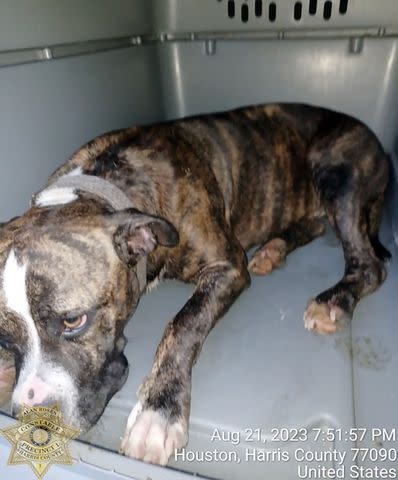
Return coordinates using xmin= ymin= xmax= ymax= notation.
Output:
xmin=13 ymin=374 xmax=58 ymax=413
xmin=20 ymin=376 xmax=53 ymax=405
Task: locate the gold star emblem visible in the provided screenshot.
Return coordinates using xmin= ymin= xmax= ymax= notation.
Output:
xmin=0 ymin=404 xmax=80 ymax=479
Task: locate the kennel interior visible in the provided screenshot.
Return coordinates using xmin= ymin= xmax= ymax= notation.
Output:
xmin=0 ymin=1 xmax=397 ymax=479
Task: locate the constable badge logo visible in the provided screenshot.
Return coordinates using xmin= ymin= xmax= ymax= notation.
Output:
xmin=0 ymin=404 xmax=80 ymax=479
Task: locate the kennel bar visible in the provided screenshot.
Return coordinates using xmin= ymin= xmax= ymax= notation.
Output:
xmin=0 ymin=1 xmax=397 ymax=479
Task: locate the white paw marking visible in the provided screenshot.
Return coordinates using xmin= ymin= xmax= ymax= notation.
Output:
xmin=120 ymin=403 xmax=187 ymax=466
xmin=303 ymin=300 xmax=347 ymax=335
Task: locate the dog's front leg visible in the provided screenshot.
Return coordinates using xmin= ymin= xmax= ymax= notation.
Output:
xmin=120 ymin=260 xmax=249 ymax=465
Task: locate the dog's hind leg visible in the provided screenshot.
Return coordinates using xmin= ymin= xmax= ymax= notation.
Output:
xmin=248 ymin=218 xmax=325 ymax=275
xmin=304 ymin=118 xmax=390 ymax=334
xmin=366 ymin=194 xmax=392 ymax=262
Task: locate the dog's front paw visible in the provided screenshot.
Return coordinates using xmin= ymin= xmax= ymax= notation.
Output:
xmin=120 ymin=402 xmax=188 ymax=466
xmin=304 ymin=300 xmax=350 ymax=334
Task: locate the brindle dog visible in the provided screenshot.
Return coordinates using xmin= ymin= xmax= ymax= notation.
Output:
xmin=0 ymin=103 xmax=390 ymax=465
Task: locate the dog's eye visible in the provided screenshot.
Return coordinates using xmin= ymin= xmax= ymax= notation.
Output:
xmin=62 ymin=314 xmax=88 ymax=337
xmin=0 ymin=335 xmax=21 ymax=355
xmin=0 ymin=337 xmax=14 ymax=351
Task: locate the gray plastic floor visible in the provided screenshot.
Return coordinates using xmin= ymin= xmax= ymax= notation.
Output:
xmin=68 ymin=210 xmax=396 ymax=479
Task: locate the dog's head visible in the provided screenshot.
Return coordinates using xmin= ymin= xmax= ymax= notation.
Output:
xmin=0 ymin=200 xmax=178 ymax=431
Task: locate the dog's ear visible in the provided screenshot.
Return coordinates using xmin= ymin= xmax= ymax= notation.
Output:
xmin=109 ymin=209 xmax=179 ymax=265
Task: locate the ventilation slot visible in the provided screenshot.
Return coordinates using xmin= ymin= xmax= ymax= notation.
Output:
xmin=323 ymin=0 xmax=332 ymax=20
xmin=241 ymin=3 xmax=249 ymax=22
xmin=228 ymin=0 xmax=235 ymax=18
xmin=255 ymin=0 xmax=263 ymax=17
xmin=294 ymin=2 xmax=302 ymax=20
xmin=309 ymin=0 xmax=317 ymax=15
xmin=269 ymin=2 xmax=277 ymax=22
xmin=339 ymin=0 xmax=348 ymax=14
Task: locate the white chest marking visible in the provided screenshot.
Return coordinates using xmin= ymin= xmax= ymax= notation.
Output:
xmin=3 ymin=250 xmax=41 ymax=370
